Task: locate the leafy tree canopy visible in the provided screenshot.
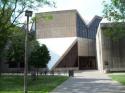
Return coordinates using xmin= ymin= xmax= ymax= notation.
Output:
xmin=0 ymin=0 xmax=55 ymax=27
xmin=102 ymin=0 xmax=125 ymax=40
xmin=0 ymin=0 xmax=55 ymax=57
xmin=103 ymin=0 xmax=125 ymax=22
xmin=5 ymin=26 xmax=39 ymax=64
xmin=29 ymin=44 xmax=51 ymax=68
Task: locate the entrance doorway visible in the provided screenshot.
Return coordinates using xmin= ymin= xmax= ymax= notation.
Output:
xmin=79 ymin=56 xmax=97 ymax=70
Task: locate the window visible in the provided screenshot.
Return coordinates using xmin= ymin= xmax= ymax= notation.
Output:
xmin=8 ymin=62 xmax=18 ymax=68
xmin=20 ymin=62 xmax=24 ymax=68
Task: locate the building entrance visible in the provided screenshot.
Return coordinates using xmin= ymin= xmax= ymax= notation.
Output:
xmin=79 ymin=56 xmax=97 ymax=70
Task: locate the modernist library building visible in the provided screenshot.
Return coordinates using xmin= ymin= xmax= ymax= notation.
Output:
xmin=36 ymin=10 xmax=102 ymax=71
xmin=1 ymin=10 xmax=125 ymax=73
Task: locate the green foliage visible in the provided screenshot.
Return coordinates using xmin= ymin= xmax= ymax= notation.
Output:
xmin=0 ymin=0 xmax=55 ymax=75
xmin=103 ymin=23 xmax=125 ymax=41
xmin=6 ymin=27 xmax=25 ymax=63
xmin=0 ymin=0 xmax=55 ymax=59
xmin=5 ymin=28 xmax=42 ymax=66
xmin=102 ymin=0 xmax=125 ymax=40
xmin=29 ymin=44 xmax=51 ymax=68
xmin=4 ymin=27 xmax=50 ymax=75
xmin=103 ymin=0 xmax=125 ymax=22
xmin=35 ymin=13 xmax=53 ymax=21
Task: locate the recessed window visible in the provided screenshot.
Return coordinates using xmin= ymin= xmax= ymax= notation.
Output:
xmin=20 ymin=62 xmax=24 ymax=68
xmin=8 ymin=62 xmax=18 ymax=68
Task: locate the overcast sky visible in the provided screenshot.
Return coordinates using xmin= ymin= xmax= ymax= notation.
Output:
xmin=35 ymin=0 xmax=110 ymax=21
xmin=20 ymin=0 xmax=110 ymax=25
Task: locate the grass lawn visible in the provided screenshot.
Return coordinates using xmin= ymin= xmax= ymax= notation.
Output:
xmin=110 ymin=74 xmax=125 ymax=85
xmin=0 ymin=75 xmax=68 ymax=93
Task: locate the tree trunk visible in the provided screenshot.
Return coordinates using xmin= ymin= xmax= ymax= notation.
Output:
xmin=36 ymin=68 xmax=39 ymax=79
xmin=0 ymin=58 xmax=2 ymax=76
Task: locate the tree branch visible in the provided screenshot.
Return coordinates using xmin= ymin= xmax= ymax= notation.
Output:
xmin=12 ymin=6 xmax=26 ymax=25
xmin=0 ymin=1 xmax=7 ymax=28
xmin=6 ymin=5 xmax=26 ymax=30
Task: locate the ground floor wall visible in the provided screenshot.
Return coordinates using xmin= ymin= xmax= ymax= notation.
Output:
xmin=96 ymin=24 xmax=125 ymax=72
xmin=55 ymin=37 xmax=97 ymax=71
xmin=1 ymin=61 xmax=24 ymax=73
xmin=55 ymin=56 xmax=97 ymax=71
xmin=79 ymin=56 xmax=97 ymax=70
xmin=1 ymin=37 xmax=98 ymax=73
xmin=56 ymin=42 xmax=78 ymax=68
xmin=77 ymin=38 xmax=97 ymax=70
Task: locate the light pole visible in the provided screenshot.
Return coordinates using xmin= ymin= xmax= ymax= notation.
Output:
xmin=24 ymin=10 xmax=32 ymax=93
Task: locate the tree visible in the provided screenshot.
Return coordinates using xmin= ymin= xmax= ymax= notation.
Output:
xmin=0 ymin=0 xmax=55 ymax=74
xmin=6 ymin=27 xmax=25 ymax=65
xmin=29 ymin=44 xmax=51 ymax=77
xmin=102 ymin=0 xmax=125 ymax=40
xmin=5 ymin=27 xmax=39 ymax=70
xmin=0 ymin=0 xmax=55 ymax=51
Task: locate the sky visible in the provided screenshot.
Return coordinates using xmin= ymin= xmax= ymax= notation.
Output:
xmin=20 ymin=0 xmax=110 ymax=26
xmin=34 ymin=0 xmax=110 ymax=21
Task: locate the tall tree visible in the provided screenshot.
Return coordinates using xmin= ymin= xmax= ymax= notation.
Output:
xmin=0 ymin=0 xmax=55 ymax=74
xmin=103 ymin=0 xmax=125 ymax=40
xmin=29 ymin=44 xmax=51 ymax=77
xmin=5 ymin=27 xmax=39 ymax=68
xmin=6 ymin=27 xmax=25 ymax=65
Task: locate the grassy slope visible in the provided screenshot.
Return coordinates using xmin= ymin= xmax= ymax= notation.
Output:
xmin=0 ymin=75 xmax=68 ymax=93
xmin=110 ymin=74 xmax=125 ymax=85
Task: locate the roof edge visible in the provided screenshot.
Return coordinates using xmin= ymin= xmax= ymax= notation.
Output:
xmin=87 ymin=15 xmax=102 ymax=27
xmin=100 ymin=22 xmax=125 ymax=28
xmin=35 ymin=9 xmax=77 ymax=15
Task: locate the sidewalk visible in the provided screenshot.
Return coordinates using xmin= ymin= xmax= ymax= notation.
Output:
xmin=51 ymin=70 xmax=125 ymax=93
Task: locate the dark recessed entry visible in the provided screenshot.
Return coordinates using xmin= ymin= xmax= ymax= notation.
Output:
xmin=79 ymin=56 xmax=97 ymax=70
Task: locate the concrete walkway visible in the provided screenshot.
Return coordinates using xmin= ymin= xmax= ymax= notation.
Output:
xmin=51 ymin=70 xmax=125 ymax=93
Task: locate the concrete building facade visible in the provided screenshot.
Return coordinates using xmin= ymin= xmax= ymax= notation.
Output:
xmin=2 ymin=10 xmax=125 ymax=73
xmin=96 ymin=23 xmax=125 ymax=72
xmin=1 ymin=10 xmax=104 ymax=73
xmin=36 ymin=10 xmax=102 ymax=71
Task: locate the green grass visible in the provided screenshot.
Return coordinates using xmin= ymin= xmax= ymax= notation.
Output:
xmin=0 ymin=75 xmax=68 ymax=93
xmin=110 ymin=74 xmax=125 ymax=85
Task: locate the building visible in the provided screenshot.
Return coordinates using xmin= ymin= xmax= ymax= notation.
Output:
xmin=36 ymin=10 xmax=102 ymax=71
xmin=1 ymin=9 xmax=125 ymax=73
xmin=96 ymin=22 xmax=125 ymax=72
xmin=1 ymin=9 xmax=103 ymax=73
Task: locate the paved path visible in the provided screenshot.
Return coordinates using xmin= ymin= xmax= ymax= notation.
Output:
xmin=51 ymin=70 xmax=125 ymax=93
